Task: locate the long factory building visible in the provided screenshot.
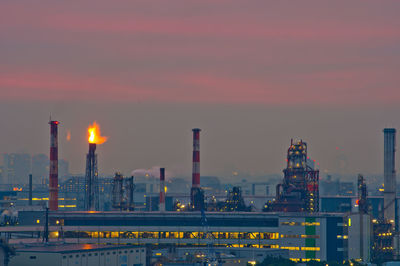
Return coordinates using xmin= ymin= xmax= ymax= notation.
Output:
xmin=8 ymin=211 xmax=371 ymax=263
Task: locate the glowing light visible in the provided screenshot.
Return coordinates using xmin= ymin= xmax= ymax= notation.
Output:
xmin=87 ymin=121 xmax=108 ymax=144
xmin=66 ymin=130 xmax=71 ymax=141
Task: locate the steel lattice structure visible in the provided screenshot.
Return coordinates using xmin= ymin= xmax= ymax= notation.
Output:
xmin=85 ymin=143 xmax=99 ymax=211
xmin=269 ymin=139 xmax=319 ymax=213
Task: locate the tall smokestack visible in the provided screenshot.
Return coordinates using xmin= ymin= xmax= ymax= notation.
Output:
xmin=192 ymin=128 xmax=201 ymax=188
xmin=85 ymin=143 xmax=98 ymax=211
xmin=49 ymin=120 xmax=59 ymax=211
xmin=384 ymin=128 xmax=396 ymax=225
xmin=159 ymin=168 xmax=165 ymax=212
xmin=85 ymin=122 xmax=107 ymax=211
xmin=190 ymin=128 xmax=204 ymax=211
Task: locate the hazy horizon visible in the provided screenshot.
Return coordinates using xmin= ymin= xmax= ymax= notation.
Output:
xmin=0 ymin=102 xmax=398 ymax=180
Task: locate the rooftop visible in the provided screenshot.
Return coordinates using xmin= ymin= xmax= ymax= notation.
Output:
xmin=16 ymin=244 xmax=142 ymax=254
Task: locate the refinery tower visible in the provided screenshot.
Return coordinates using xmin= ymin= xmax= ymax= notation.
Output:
xmin=268 ymin=139 xmax=319 ymax=213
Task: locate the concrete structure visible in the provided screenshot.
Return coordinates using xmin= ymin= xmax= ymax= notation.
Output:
xmin=384 ymin=128 xmax=396 ymax=225
xmin=9 ymin=244 xmax=146 ymax=266
xmin=347 ymin=213 xmax=372 ymax=262
xmin=49 ymin=120 xmax=59 ymax=211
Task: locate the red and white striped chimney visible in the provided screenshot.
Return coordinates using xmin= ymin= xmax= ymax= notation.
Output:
xmin=159 ymin=168 xmax=166 ymax=212
xmin=49 ymin=120 xmax=59 ymax=211
xmin=192 ymin=128 xmax=201 ymax=188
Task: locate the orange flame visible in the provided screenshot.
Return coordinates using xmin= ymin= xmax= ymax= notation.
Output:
xmin=87 ymin=121 xmax=108 ymax=144
xmin=66 ymin=130 xmax=71 ymax=141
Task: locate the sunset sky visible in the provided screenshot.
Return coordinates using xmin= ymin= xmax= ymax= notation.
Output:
xmin=1 ymin=1 xmax=399 ymax=179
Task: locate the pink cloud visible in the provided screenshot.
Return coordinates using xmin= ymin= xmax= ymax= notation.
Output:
xmin=1 ymin=67 xmax=398 ymax=105
xmin=0 ymin=0 xmax=399 ymax=106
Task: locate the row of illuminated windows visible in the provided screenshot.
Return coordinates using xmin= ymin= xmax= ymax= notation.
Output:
xmin=281 ymin=246 xmax=320 ymax=251
xmin=290 ymin=258 xmax=321 ymax=262
xmin=281 ymin=222 xmax=320 ymax=226
xmin=19 ymin=198 xmax=76 ymax=201
xmin=280 ymin=234 xmax=319 ymax=239
xmin=59 ymin=231 xmax=279 ymax=240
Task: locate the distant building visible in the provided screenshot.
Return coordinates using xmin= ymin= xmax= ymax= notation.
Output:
xmin=36 ymin=211 xmax=369 ymax=263
xmin=9 ymin=244 xmax=146 ymax=266
xmin=2 ymin=154 xmax=31 ymax=185
xmin=32 ymin=154 xmax=48 ymax=184
xmin=320 ymin=175 xmax=340 ymax=196
xmin=200 ymin=176 xmax=222 ymax=195
xmin=58 ymin=159 xmax=70 ymax=182
xmin=166 ymin=178 xmax=190 ymax=194
xmin=320 ymin=176 xmax=355 ymax=196
xmin=339 ymin=182 xmax=355 ymax=196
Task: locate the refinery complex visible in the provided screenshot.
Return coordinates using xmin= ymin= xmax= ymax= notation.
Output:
xmin=0 ymin=121 xmax=398 ymax=266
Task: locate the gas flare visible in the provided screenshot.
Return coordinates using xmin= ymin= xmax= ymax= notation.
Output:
xmin=66 ymin=130 xmax=71 ymax=141
xmin=87 ymin=122 xmax=108 ymax=144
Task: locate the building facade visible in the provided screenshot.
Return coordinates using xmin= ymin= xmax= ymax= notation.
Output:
xmin=21 ymin=211 xmax=370 ymax=263
xmin=9 ymin=244 xmax=146 ymax=266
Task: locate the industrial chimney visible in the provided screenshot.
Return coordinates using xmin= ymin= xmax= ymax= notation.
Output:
xmin=84 ymin=122 xmax=107 ymax=211
xmin=85 ymin=143 xmax=98 ymax=211
xmin=383 ymin=128 xmax=396 ymax=225
xmin=192 ymin=128 xmax=201 ymax=189
xmin=190 ymin=128 xmax=204 ymax=211
xmin=49 ymin=120 xmax=59 ymax=211
xmin=159 ymin=168 xmax=166 ymax=212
